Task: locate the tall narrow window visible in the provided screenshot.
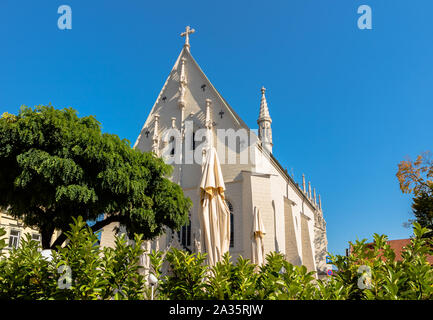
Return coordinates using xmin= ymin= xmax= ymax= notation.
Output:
xmin=226 ymin=201 xmax=234 ymax=248
xmin=169 ymin=136 xmax=175 ymax=156
xmin=9 ymin=230 xmax=20 ymax=249
xmin=192 ymin=132 xmax=196 ymax=151
xmin=178 ymin=217 xmax=191 ymax=248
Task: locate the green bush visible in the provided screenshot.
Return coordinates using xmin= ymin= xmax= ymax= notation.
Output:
xmin=149 ymin=222 xmax=432 ymax=300
xmin=0 ymin=220 xmax=432 ymax=300
xmin=0 ymin=233 xmax=57 ymax=299
xmin=0 ymin=217 xmax=146 ymax=300
xmin=328 ymin=222 xmax=433 ymax=300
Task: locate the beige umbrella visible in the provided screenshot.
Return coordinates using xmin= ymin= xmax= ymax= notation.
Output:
xmin=199 ymin=147 xmax=230 ymax=265
xmin=252 ymin=207 xmax=266 ymax=266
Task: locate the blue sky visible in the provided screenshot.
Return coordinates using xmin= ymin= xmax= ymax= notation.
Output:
xmin=1 ymin=0 xmax=432 ymax=255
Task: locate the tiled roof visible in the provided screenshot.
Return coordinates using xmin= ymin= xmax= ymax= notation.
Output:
xmin=386 ymin=239 xmax=433 ymax=264
xmin=353 ymin=238 xmax=433 ymax=264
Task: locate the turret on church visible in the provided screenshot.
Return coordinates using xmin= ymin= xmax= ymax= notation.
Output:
xmin=257 ymin=87 xmax=273 ymax=154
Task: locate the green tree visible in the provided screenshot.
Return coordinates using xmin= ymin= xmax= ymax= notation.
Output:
xmin=412 ymin=192 xmax=433 ymax=238
xmin=0 ymin=106 xmax=191 ymax=249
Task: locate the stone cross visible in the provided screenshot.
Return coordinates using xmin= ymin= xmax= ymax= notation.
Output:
xmin=181 ymin=26 xmax=195 ymax=49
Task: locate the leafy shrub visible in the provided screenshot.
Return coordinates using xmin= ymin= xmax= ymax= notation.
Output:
xmin=328 ymin=222 xmax=433 ymax=300
xmin=156 ymin=248 xmax=208 ymax=300
xmin=0 ymin=233 xmax=57 ymax=299
xmin=0 ymin=220 xmax=432 ymax=300
xmin=0 ymin=217 xmax=146 ymax=300
xmin=151 ymin=223 xmax=432 ymax=300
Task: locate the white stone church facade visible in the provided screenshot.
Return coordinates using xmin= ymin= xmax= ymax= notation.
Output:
xmin=100 ymin=27 xmax=329 ymax=276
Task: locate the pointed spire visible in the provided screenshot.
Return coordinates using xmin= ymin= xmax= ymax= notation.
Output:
xmin=258 ymin=87 xmax=271 ymax=122
xmin=302 ymin=174 xmax=306 ymax=193
xmin=257 ymin=87 xmax=273 ymax=154
xmin=319 ymin=194 xmax=322 ymax=210
xmin=308 ymin=181 xmax=312 ymax=199
xmin=313 ymin=188 xmax=317 ymax=205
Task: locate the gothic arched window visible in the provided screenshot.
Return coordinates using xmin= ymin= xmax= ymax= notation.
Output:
xmin=226 ymin=200 xmax=234 ymax=248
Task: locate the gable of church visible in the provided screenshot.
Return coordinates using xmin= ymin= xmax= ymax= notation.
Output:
xmin=134 ymin=48 xmax=249 ymax=154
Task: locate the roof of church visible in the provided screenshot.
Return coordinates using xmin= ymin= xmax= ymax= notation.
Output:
xmin=184 ymin=48 xmax=251 ymax=131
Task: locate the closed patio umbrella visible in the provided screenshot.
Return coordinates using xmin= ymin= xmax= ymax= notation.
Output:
xmin=199 ymin=147 xmax=230 ymax=265
xmin=252 ymin=207 xmax=266 ymax=266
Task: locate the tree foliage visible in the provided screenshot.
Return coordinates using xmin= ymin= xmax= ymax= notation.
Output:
xmin=0 ymin=106 xmax=192 ymax=248
xmin=397 ymin=152 xmax=433 ymax=197
xmin=412 ymin=192 xmax=433 ymax=238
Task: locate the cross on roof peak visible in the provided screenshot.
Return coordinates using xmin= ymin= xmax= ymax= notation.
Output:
xmin=180 ymin=26 xmax=195 ymax=50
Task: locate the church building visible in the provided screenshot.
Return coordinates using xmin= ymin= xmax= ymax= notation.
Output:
xmin=100 ymin=27 xmax=329 ymax=276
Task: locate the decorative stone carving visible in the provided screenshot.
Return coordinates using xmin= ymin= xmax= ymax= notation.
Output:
xmin=171 ymin=229 xmax=182 ymax=250
xmin=193 ymin=229 xmax=202 ymax=254
xmin=152 ymin=114 xmax=160 ymax=155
